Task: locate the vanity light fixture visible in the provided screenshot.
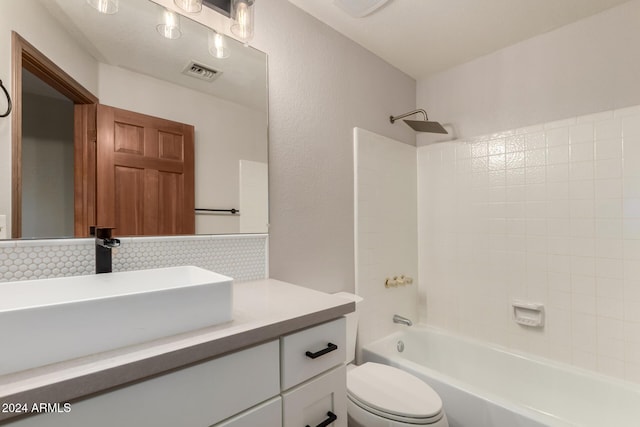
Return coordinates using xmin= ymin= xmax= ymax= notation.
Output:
xmin=174 ymin=0 xmax=203 ymax=13
xmin=208 ymin=31 xmax=230 ymax=59
xmin=230 ymin=0 xmax=254 ymax=43
xmin=86 ymin=0 xmax=118 ymax=14
xmin=157 ymin=8 xmax=182 ymax=40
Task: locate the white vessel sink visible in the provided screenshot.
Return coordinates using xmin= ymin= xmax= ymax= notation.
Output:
xmin=0 ymin=266 xmax=233 ymax=376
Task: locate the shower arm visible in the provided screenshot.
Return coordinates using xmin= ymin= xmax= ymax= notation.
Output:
xmin=390 ymin=109 xmax=428 ymax=124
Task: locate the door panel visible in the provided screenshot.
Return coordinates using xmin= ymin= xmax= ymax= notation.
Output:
xmin=114 ymin=122 xmax=144 ymax=155
xmin=114 ymin=166 xmax=144 ymax=236
xmin=158 ymin=131 xmax=184 ymax=161
xmin=158 ymin=171 xmax=184 ymax=235
xmin=96 ymin=104 xmax=195 ymax=236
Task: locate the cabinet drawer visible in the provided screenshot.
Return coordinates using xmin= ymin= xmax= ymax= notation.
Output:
xmin=281 ymin=317 xmax=346 ymax=390
xmin=7 ymin=341 xmax=280 ymax=427
xmin=213 ymin=397 xmax=282 ymax=427
xmin=282 ymin=365 xmax=347 ymax=427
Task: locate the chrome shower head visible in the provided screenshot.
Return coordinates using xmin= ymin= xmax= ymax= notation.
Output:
xmin=390 ymin=109 xmax=448 ymax=134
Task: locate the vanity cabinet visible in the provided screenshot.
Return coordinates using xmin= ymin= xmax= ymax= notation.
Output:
xmin=282 ymin=365 xmax=346 ymax=427
xmin=4 ymin=317 xmax=347 ymax=427
xmin=280 ymin=317 xmax=347 ymax=427
xmin=6 ymin=341 xmax=280 ymax=427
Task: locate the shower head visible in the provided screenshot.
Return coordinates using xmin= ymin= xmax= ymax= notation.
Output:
xmin=390 ymin=109 xmax=448 ymax=134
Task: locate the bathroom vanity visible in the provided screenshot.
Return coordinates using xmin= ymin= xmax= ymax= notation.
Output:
xmin=0 ymin=279 xmax=353 ymax=427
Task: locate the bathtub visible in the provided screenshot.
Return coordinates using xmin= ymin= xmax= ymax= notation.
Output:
xmin=362 ymin=326 xmax=640 ymax=427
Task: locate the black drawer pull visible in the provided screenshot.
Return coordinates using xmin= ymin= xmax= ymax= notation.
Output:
xmin=305 ymin=343 xmax=338 ymax=359
xmin=305 ymin=411 xmax=337 ymax=427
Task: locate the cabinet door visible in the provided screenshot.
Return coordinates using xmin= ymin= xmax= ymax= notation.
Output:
xmin=7 ymin=341 xmax=279 ymax=427
xmin=213 ymin=397 xmax=281 ymax=427
xmin=282 ymin=365 xmax=347 ymax=427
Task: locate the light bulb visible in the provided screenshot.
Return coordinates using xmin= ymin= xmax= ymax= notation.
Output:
xmin=231 ymin=0 xmax=254 ymax=43
xmin=157 ymin=9 xmax=182 ymax=40
xmin=208 ymin=31 xmax=230 ymax=59
xmin=174 ymin=0 xmax=202 ymax=13
xmin=87 ymin=0 xmax=118 ymax=14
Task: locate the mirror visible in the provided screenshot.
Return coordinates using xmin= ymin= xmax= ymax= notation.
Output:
xmin=11 ymin=0 xmax=268 ymax=238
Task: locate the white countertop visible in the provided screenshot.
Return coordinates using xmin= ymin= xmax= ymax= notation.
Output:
xmin=0 ymin=279 xmax=354 ymax=423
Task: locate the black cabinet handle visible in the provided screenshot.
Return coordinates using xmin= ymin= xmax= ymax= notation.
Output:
xmin=305 ymin=343 xmax=338 ymax=359
xmin=305 ymin=411 xmax=337 ymax=427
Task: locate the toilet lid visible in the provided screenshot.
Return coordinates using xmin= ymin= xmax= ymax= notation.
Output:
xmin=347 ymin=362 xmax=443 ymax=419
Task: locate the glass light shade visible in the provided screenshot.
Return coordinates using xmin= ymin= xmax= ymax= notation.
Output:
xmin=157 ymin=9 xmax=182 ymax=40
xmin=174 ymin=0 xmax=202 ymax=13
xmin=86 ymin=0 xmax=118 ymax=14
xmin=231 ymin=0 xmax=254 ymax=43
xmin=208 ymin=31 xmax=230 ymax=59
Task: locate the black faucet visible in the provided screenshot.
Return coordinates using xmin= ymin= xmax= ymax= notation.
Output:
xmin=91 ymin=226 xmax=121 ymax=274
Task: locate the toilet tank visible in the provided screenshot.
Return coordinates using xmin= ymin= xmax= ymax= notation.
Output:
xmin=333 ymin=292 xmax=364 ymax=364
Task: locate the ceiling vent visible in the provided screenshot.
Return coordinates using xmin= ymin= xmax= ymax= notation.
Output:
xmin=182 ymin=61 xmax=222 ymax=82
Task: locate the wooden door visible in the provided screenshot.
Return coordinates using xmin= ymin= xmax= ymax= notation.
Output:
xmin=96 ymin=105 xmax=195 ymax=236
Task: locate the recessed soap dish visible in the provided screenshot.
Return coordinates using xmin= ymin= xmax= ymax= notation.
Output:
xmin=512 ymin=300 xmax=544 ymax=328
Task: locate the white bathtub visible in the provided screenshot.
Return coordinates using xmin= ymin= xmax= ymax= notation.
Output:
xmin=362 ymin=326 xmax=640 ymax=427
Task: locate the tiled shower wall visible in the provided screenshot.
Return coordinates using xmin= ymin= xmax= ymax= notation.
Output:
xmin=354 ymin=128 xmax=418 ymax=359
xmin=0 ymin=234 xmax=268 ymax=283
xmin=418 ymin=104 xmax=640 ymax=382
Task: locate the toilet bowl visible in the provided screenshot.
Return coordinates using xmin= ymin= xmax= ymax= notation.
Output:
xmin=334 ymin=293 xmax=449 ymax=427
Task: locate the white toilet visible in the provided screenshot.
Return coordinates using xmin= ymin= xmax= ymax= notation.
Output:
xmin=335 ymin=293 xmax=449 ymax=427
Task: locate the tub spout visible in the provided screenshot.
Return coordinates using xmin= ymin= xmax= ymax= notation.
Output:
xmin=393 ymin=314 xmax=412 ymax=326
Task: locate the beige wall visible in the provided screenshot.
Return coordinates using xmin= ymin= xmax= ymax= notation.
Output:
xmin=252 ymin=0 xmax=416 ymax=292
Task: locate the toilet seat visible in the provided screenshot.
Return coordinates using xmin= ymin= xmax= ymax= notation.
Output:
xmin=347 ymin=362 xmax=444 ymax=425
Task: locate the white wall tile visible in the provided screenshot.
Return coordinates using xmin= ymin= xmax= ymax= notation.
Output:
xmin=418 ymin=104 xmax=640 ymax=383
xmin=570 ymin=123 xmax=595 ymax=144
xmin=356 ymin=128 xmax=418 ymax=360
xmin=595 ymin=119 xmax=622 ymax=141
xmin=595 ymin=139 xmax=623 ymax=160
xmin=570 ymin=143 xmax=594 ymax=163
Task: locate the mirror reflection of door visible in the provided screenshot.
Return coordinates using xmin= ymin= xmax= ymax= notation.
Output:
xmin=14 ymin=33 xmax=196 ymax=238
xmin=93 ymin=105 xmax=195 ymax=236
xmin=12 ymin=31 xmax=99 ymax=239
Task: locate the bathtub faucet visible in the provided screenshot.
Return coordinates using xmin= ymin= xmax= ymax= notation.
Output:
xmin=393 ymin=314 xmax=413 ymax=326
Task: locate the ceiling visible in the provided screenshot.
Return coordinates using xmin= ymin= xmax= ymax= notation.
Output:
xmin=41 ymin=0 xmax=267 ymax=111
xmin=288 ymin=0 xmax=631 ymax=79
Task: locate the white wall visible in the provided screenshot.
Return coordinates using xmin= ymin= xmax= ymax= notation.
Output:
xmin=417 ymin=0 xmax=640 ymax=141
xmin=252 ymin=0 xmax=416 ymax=293
xmin=239 ymin=160 xmax=269 ymax=233
xmin=0 ymin=0 xmax=99 ymax=237
xmin=98 ymin=64 xmax=267 ymax=234
xmin=418 ymin=105 xmax=640 ymax=382
xmin=415 ymin=0 xmax=640 ymax=383
xmin=354 ymin=128 xmax=418 ymax=359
